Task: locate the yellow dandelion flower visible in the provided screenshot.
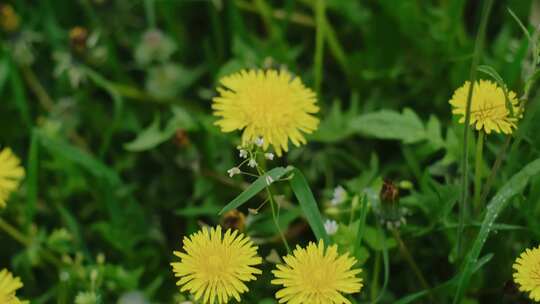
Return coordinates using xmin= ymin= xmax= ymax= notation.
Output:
xmin=513 ymin=245 xmax=540 ymax=301
xmin=212 ymin=69 xmax=319 ymax=156
xmin=170 ymin=226 xmax=262 ymax=304
xmin=0 ymin=148 xmax=25 ymax=208
xmin=449 ymin=80 xmax=521 ymax=134
xmin=0 ymin=269 xmax=24 ymax=304
xmin=272 ymin=240 xmax=363 ymax=304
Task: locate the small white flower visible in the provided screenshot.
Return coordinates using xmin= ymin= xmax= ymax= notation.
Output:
xmin=59 ymin=271 xmax=70 ymax=282
xmin=265 ymin=152 xmax=274 ymax=160
xmin=265 ymin=175 xmax=274 ymax=186
xmin=254 ymin=137 xmax=264 ymax=147
xmin=330 ymin=185 xmax=347 ymax=206
xmin=227 ymin=167 xmax=241 ymax=177
xmin=324 ymin=219 xmax=338 ymax=235
xmin=248 ymin=159 xmax=257 ymax=168
xmin=239 ymin=149 xmax=248 ymax=158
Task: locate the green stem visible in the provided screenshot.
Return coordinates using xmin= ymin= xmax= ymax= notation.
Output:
xmin=254 ymin=0 xmax=276 ymax=38
xmin=391 ymin=228 xmax=435 ymax=302
xmin=478 ymin=13 xmax=540 ymax=211
xmin=473 ymin=131 xmax=485 ymax=213
xmin=144 ymin=0 xmax=156 ymax=28
xmin=0 ymin=218 xmax=30 ymax=246
xmin=313 ymin=0 xmax=325 ymax=95
xmin=256 ymin=166 xmax=291 ymax=253
xmin=456 ymin=0 xmax=493 ymax=258
xmin=370 ymin=252 xmax=381 ymax=302
xmin=480 ymin=136 xmax=510 ymax=206
xmin=0 ymin=218 xmax=63 ymax=267
xmin=266 ymin=187 xmax=291 ymax=253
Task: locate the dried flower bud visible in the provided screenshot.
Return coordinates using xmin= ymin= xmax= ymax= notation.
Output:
xmin=69 ymin=26 xmax=89 ymax=53
xmin=173 ymin=129 xmax=190 ymax=147
xmin=0 ymin=4 xmax=20 ymax=32
xmin=380 ymin=179 xmax=399 ymax=205
xmin=221 ymin=209 xmax=246 ymax=232
xmin=379 ymin=179 xmax=404 ymax=228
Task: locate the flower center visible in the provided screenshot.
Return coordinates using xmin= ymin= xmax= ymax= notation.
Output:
xmin=303 ymin=265 xmax=335 ymax=294
xmin=203 ymin=254 xmax=226 ymax=277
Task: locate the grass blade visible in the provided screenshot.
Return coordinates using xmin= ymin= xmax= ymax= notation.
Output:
xmin=219 ymin=166 xmax=293 ymax=215
xmin=354 ymin=195 xmax=368 ymax=256
xmin=457 ymin=0 xmax=494 ymax=258
xmin=289 ymin=168 xmax=328 ymax=242
xmin=36 ymin=130 xmax=121 ymax=186
xmin=25 ymin=129 xmax=39 ymax=230
xmin=313 ymin=0 xmax=325 ymax=95
xmin=371 ymin=222 xmax=390 ymax=304
xmin=10 ymin=66 xmax=32 ymax=128
xmin=453 ymin=158 xmax=540 ymax=303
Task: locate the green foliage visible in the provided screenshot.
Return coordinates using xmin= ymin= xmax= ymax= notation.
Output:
xmin=1 ymin=0 xmax=540 ymax=303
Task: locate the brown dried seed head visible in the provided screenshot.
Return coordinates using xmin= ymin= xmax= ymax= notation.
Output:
xmin=0 ymin=4 xmax=20 ymax=32
xmin=69 ymin=26 xmax=89 ymax=53
xmin=221 ymin=209 xmax=246 ymax=232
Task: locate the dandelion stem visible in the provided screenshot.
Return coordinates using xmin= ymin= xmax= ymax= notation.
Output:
xmin=456 ymin=0 xmax=493 ymax=258
xmin=391 ymin=228 xmax=435 ymax=302
xmin=473 ymin=131 xmax=485 ymax=213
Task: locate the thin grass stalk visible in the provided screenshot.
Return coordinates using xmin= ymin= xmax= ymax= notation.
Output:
xmin=0 ymin=218 xmax=63 ymax=267
xmin=144 ymin=0 xmax=156 ymax=29
xmin=391 ymin=228 xmax=435 ymax=303
xmin=314 ymin=0 xmax=325 ymax=95
xmin=473 ymin=131 xmax=485 ymax=213
xmin=456 ymin=0 xmax=493 ymax=257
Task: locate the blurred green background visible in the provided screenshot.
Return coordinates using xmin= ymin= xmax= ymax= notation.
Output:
xmin=1 ymin=0 xmax=540 ymax=303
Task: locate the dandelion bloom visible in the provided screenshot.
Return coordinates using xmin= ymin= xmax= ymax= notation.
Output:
xmin=449 ymin=80 xmax=521 ymax=134
xmin=0 ymin=269 xmax=24 ymax=304
xmin=272 ymin=240 xmax=363 ymax=304
xmin=513 ymin=245 xmax=540 ymax=301
xmin=0 ymin=148 xmax=25 ymax=208
xmin=170 ymin=226 xmax=262 ymax=304
xmin=212 ymin=69 xmax=319 ymax=156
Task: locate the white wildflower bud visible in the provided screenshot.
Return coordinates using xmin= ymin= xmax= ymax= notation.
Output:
xmin=239 ymin=149 xmax=248 ymax=159
xmin=265 ymin=175 xmax=274 ymax=186
xmin=60 ymin=271 xmax=70 ymax=282
xmin=248 ymin=159 xmax=257 ymax=168
xmin=324 ymin=219 xmax=338 ymax=235
xmin=254 ymin=137 xmax=264 ymax=147
xmin=330 ymin=185 xmax=347 ymax=206
xmin=264 ymin=153 xmax=274 ymax=160
xmin=227 ymin=167 xmax=241 ymax=177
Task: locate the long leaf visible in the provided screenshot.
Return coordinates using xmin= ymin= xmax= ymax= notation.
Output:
xmin=25 ymin=130 xmax=39 ymax=229
xmin=289 ymin=168 xmax=329 ymax=243
xmin=354 ymin=195 xmax=368 ymax=256
xmin=372 ymin=222 xmax=390 ymax=304
xmin=453 ymin=158 xmax=540 ymax=303
xmin=394 ymin=253 xmax=493 ymax=304
xmin=0 ymin=54 xmax=10 ymax=94
xmin=219 ymin=166 xmax=293 ymax=215
xmin=36 ymin=130 xmax=121 ymax=186
xmin=10 ymin=65 xmax=32 ymax=128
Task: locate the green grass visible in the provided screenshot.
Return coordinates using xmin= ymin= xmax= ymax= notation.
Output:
xmin=1 ymin=0 xmax=540 ymax=303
